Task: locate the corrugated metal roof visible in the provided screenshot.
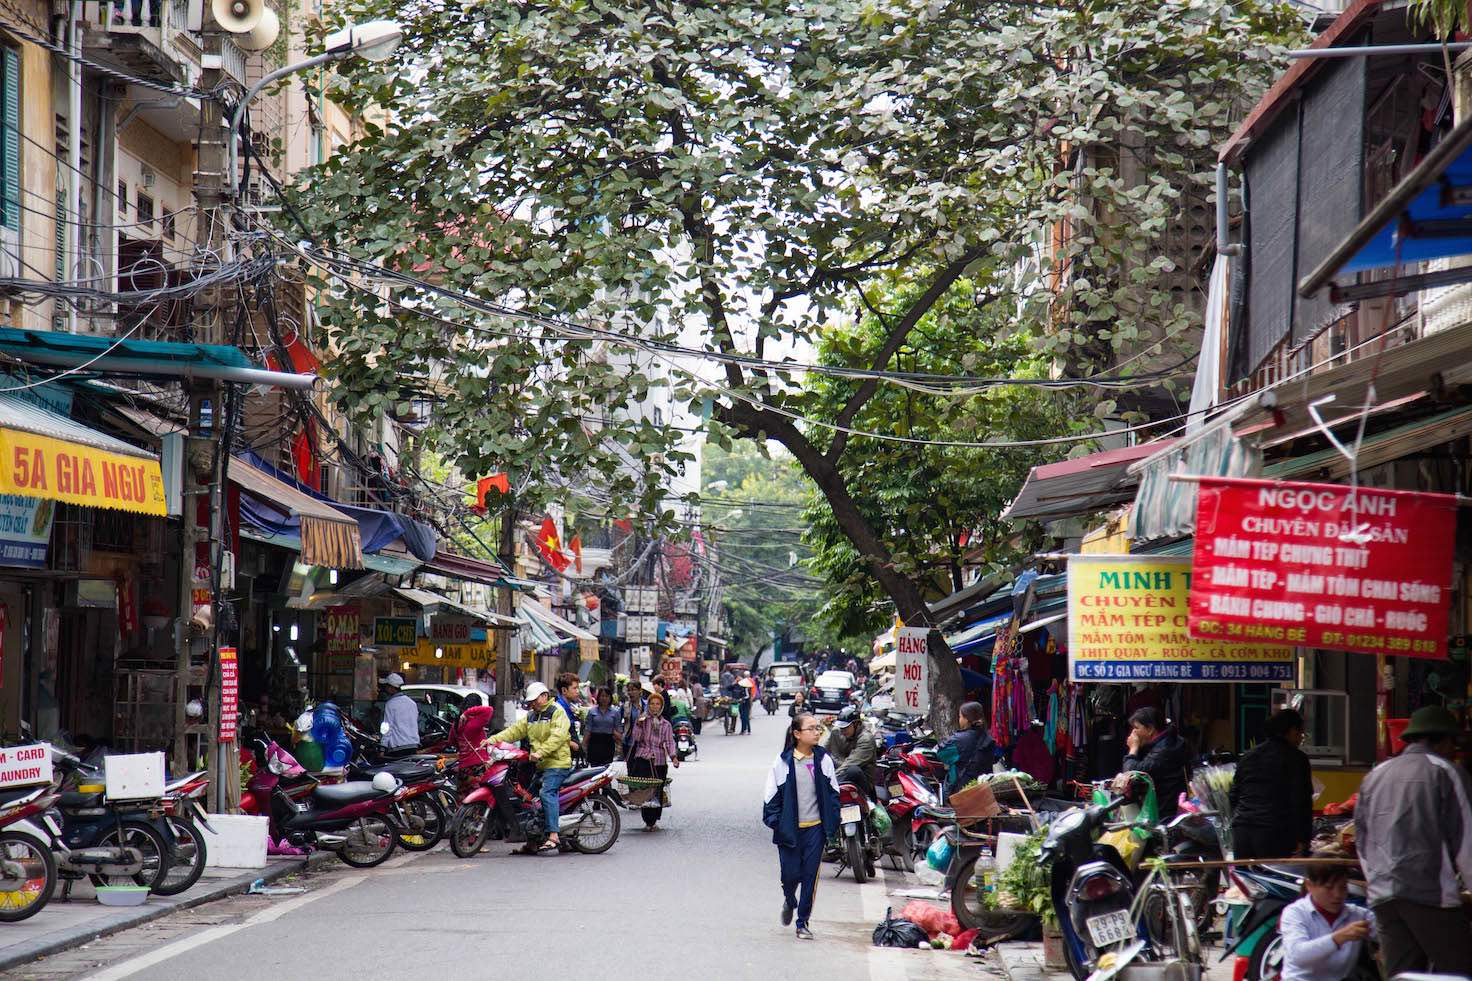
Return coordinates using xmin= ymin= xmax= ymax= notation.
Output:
xmin=1004 ymin=442 xmax=1173 ymax=522
xmin=0 ymin=393 xmax=156 ymax=459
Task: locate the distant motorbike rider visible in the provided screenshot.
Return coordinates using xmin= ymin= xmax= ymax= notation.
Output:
xmin=486 ymin=681 xmax=572 ymax=855
xmin=822 ymin=705 xmax=877 ymax=798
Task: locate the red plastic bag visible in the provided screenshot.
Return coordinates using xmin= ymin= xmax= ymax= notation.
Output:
xmin=953 ymin=928 xmax=980 ymax=950
xmin=898 ymin=900 xmax=961 ymax=939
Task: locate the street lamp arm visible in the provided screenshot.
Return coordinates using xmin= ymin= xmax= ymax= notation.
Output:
xmin=228 ymin=49 xmax=351 ymax=195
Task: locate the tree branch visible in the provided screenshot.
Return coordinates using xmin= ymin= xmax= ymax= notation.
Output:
xmin=824 ymin=246 xmax=986 ymax=464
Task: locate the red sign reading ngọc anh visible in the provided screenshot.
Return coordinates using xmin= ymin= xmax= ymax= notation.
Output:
xmin=1189 ymin=477 xmax=1457 ymax=660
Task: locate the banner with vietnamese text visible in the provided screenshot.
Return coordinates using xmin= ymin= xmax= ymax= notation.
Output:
xmin=1068 ymin=555 xmax=1294 ymax=682
xmin=1190 ymin=477 xmax=1456 ymax=659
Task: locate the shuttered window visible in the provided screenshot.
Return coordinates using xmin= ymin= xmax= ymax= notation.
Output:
xmin=1 ymin=46 xmax=18 ymax=234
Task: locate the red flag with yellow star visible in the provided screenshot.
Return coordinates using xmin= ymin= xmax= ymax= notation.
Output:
xmin=536 ymin=518 xmax=571 ymax=572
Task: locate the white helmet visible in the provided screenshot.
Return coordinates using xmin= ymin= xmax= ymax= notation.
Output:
xmin=371 ymin=771 xmax=398 ymax=793
xmin=294 ymin=711 xmax=315 ymax=734
xmin=524 ymin=681 xmax=550 ymax=703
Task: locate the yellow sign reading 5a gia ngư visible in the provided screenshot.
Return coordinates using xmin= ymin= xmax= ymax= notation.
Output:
xmin=0 ymin=429 xmax=166 ymax=516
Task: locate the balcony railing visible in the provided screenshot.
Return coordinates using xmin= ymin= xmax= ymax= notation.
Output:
xmin=82 ymin=0 xmax=249 ymax=86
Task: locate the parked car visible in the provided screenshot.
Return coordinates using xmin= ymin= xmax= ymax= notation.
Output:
xmin=356 ymin=684 xmax=490 ymax=743
xmin=809 ymin=670 xmax=859 ymax=712
xmin=764 ymin=662 xmax=806 ymax=699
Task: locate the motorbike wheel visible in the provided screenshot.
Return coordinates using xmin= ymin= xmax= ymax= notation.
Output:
xmin=911 ymin=822 xmax=937 ymax=864
xmin=569 ymin=795 xmax=621 ymax=855
xmin=393 ymin=795 xmax=446 ymax=852
xmin=1246 ymin=924 xmax=1284 ymax=981
xmin=152 ymin=818 xmax=207 ymax=897
xmin=91 ymin=820 xmax=169 ymax=891
xmin=846 ymin=834 xmax=869 ymax=883
xmin=449 ymin=802 xmax=493 ymax=859
xmin=889 ymin=825 xmax=914 ymax=872
xmin=0 ymin=831 xmax=55 ymax=922
xmin=337 ymin=815 xmax=398 ymax=868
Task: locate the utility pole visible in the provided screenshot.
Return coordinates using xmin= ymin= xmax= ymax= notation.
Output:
xmin=495 ymin=498 xmax=519 ymax=721
xmin=191 ymin=32 xmax=232 ymax=811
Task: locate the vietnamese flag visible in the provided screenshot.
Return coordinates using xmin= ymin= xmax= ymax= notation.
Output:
xmin=476 ymin=473 xmax=510 ymax=510
xmin=568 ymin=535 xmax=583 ymax=573
xmin=537 ymin=517 xmax=571 ymax=572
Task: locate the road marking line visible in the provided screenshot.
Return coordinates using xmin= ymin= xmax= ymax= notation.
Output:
xmin=85 ymin=872 xmax=367 ymax=980
xmin=866 ymin=864 xmax=910 ymax=981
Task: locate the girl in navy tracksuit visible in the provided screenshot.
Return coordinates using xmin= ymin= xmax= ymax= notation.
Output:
xmin=762 ymin=713 xmax=840 ymax=939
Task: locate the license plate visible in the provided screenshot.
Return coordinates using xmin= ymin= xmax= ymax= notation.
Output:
xmin=889 ymin=784 xmax=904 ymax=796
xmin=840 ymin=804 xmax=862 ymax=823
xmin=1086 ymin=909 xmax=1133 ymax=947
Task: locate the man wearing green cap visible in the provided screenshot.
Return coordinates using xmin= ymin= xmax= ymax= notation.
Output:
xmin=1355 ymin=705 xmax=1472 ymax=975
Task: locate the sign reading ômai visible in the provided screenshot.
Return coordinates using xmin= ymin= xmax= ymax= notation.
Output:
xmin=0 ymin=430 xmax=166 ymax=516
xmin=1190 ymin=477 xmax=1457 ymax=660
xmin=1068 ymin=555 xmax=1293 ymax=683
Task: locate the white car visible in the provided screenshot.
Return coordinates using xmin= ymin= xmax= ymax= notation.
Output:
xmin=765 ymin=662 xmax=806 ymax=698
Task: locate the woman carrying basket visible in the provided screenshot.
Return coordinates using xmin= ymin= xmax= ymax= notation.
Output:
xmin=628 ymin=690 xmax=680 ymax=830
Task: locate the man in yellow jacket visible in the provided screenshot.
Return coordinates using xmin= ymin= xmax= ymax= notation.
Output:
xmin=488 ymin=681 xmax=572 ymax=854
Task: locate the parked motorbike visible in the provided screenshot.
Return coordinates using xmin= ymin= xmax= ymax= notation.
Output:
xmin=673 ymin=718 xmax=697 ymax=761
xmin=154 ymin=771 xmax=212 ymax=896
xmin=249 ymin=738 xmax=410 ymax=867
xmin=348 ymin=754 xmax=455 ymax=852
xmin=447 ymin=743 xmax=622 ymax=857
xmin=833 ymin=778 xmax=882 ymax=883
xmin=874 ymin=748 xmax=944 ymax=866
xmin=1222 ymin=861 xmax=1373 ymax=981
xmin=0 ymin=784 xmax=60 ymax=922
xmin=1040 ymin=788 xmax=1146 ymax=980
xmin=32 ymin=749 xmax=173 ymax=897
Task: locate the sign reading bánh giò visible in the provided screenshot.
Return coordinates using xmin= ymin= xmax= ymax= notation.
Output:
xmin=1068 ymin=554 xmax=1293 ymax=683
xmin=1190 ymin=477 xmax=1457 ymax=660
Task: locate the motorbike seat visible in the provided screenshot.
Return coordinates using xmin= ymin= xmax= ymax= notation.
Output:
xmin=312 ymin=781 xmax=389 ymax=806
xmin=916 ymin=804 xmax=955 ymax=821
xmin=564 ymin=766 xmax=607 ymax=786
xmin=352 ymin=760 xmax=438 ymax=783
xmin=58 ymin=790 xmax=104 ymax=808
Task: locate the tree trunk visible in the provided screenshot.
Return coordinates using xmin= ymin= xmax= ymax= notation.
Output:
xmin=723 ymin=405 xmax=964 ymax=736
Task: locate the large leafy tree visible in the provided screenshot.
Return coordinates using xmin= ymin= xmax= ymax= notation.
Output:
xmin=803 ymin=275 xmax=1080 ymax=639
xmin=297 ymin=0 xmax=1301 ymax=730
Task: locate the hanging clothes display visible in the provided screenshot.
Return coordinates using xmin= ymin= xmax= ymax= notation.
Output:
xmin=989 ymin=618 xmax=1035 ymax=749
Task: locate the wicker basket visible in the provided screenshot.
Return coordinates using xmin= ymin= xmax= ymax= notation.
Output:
xmin=617 ymin=775 xmax=671 ymax=808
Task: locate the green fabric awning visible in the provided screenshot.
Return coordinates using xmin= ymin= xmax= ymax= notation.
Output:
xmin=0 ymin=327 xmax=260 ymax=371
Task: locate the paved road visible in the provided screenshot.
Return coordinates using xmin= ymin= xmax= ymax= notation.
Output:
xmin=14 ymin=709 xmax=986 ymax=981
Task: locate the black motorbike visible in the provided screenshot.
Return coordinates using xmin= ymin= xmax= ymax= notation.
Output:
xmin=1039 ymin=789 xmax=1146 ymax=980
xmin=761 ymin=691 xmax=778 ymax=715
xmin=38 ymin=750 xmax=174 ymax=898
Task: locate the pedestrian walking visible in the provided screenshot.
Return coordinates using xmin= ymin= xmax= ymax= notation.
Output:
xmin=1355 ymin=705 xmax=1472 ymax=975
xmin=621 ymin=679 xmax=647 ymax=759
xmin=1230 ymin=708 xmax=1313 ymax=859
xmin=690 ymin=679 xmax=707 ymax=735
xmin=1279 ymin=851 xmax=1376 ymax=981
xmin=738 ymin=671 xmax=755 ymax=734
xmin=762 ymin=712 xmax=839 ymax=941
xmin=485 ymin=681 xmax=572 ymax=855
xmin=582 ymin=687 xmax=622 ymax=767
xmin=556 ymin=672 xmax=583 ymax=762
xmin=628 ymin=691 xmax=679 ymax=830
xmin=651 ymin=676 xmax=678 ymax=722
xmin=788 ymin=690 xmax=808 ymax=718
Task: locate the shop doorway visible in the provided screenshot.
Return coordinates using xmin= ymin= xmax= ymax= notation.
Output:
xmin=57 ymin=607 xmax=118 ymax=743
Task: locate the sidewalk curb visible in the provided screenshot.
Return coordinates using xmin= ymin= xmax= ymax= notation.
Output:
xmin=0 ymin=850 xmax=337 ymax=973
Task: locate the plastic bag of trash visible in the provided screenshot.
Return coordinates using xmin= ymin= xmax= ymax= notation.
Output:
xmin=872 ymin=907 xmax=930 ymax=948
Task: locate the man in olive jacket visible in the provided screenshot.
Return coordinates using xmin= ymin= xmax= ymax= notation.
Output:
xmin=487 ymin=681 xmax=571 ymax=854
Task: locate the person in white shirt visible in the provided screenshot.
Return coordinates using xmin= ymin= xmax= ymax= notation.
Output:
xmin=380 ymin=673 xmax=420 ymax=751
xmin=1280 ymin=854 xmax=1376 ymax=981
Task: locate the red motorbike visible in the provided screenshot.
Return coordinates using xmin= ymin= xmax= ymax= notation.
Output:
xmin=875 ymin=747 xmax=945 ymax=865
xmin=0 ymin=784 xmax=61 ymax=922
xmin=447 ymin=742 xmax=622 ymax=857
xmin=244 ymin=738 xmax=414 ymax=868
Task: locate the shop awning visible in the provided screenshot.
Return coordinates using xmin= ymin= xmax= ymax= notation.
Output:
xmin=393 ymin=586 xmax=519 ymax=629
xmin=0 ymin=393 xmax=166 ymax=515
xmin=947 ymin=612 xmax=1012 ymax=656
xmin=1003 ymin=441 xmax=1175 ymax=522
xmin=423 ymin=550 xmax=512 ymax=587
xmin=519 ymin=596 xmax=597 ymax=643
xmin=232 ymin=457 xmax=363 ymax=569
xmin=1299 ymin=114 xmax=1472 ymax=302
xmin=1128 ymin=400 xmax=1261 ymax=542
xmin=1264 ymin=404 xmax=1472 ymax=482
xmin=928 ymin=573 xmax=1006 ymax=625
xmin=0 ymin=327 xmax=316 ymax=390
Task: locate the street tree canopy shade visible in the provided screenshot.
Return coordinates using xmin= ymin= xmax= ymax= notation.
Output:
xmin=298 ymin=0 xmax=1302 ymax=731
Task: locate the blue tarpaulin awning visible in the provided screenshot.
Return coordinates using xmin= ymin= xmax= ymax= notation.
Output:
xmin=1299 ymin=114 xmax=1472 ymax=300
